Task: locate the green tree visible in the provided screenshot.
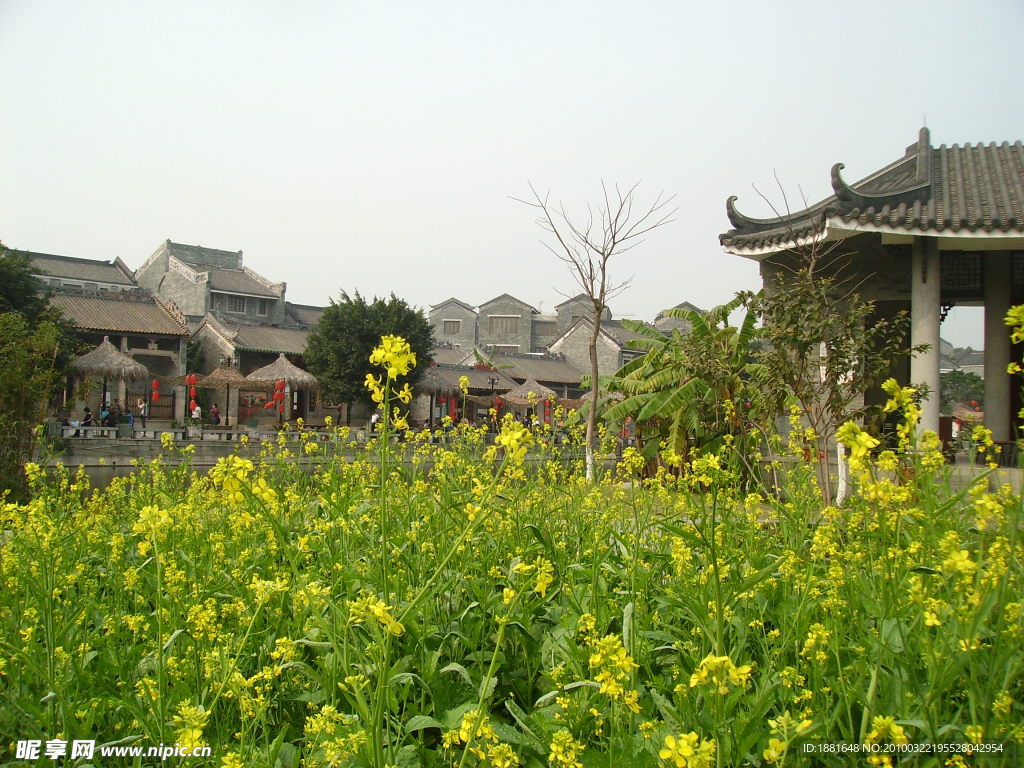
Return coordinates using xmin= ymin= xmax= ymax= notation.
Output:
xmin=940 ymin=369 xmax=984 ymax=414
xmin=304 ymin=291 xmax=434 ymax=411
xmin=0 ymin=314 xmax=75 ymax=500
xmin=0 ymin=243 xmax=51 ymax=323
xmin=751 ymin=263 xmax=920 ymax=501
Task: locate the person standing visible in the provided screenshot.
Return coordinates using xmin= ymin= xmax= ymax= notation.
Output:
xmin=137 ymin=399 xmax=147 ymax=431
xmin=192 ymin=403 xmax=202 ymax=421
xmin=210 ymin=404 xmax=221 ymax=425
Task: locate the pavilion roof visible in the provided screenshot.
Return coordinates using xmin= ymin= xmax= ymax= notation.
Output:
xmin=721 ymin=128 xmax=1024 ymax=257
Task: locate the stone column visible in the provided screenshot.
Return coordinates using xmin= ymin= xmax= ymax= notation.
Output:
xmin=984 ymin=251 xmax=1013 ymax=442
xmin=910 ymin=237 xmax=941 ymax=435
xmin=175 ymin=341 xmax=186 ymax=424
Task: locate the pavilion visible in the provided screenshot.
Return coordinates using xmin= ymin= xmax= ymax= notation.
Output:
xmin=721 ymin=128 xmax=1024 ymax=442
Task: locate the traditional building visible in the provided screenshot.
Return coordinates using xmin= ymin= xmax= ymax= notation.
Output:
xmin=721 ymin=128 xmax=1024 ymax=441
xmin=29 ymin=251 xmax=137 ymax=293
xmin=429 ymin=298 xmax=479 ymax=350
xmin=547 ymin=317 xmax=648 ymax=381
xmin=654 ymin=301 xmax=704 ymax=334
xmin=135 ymin=240 xmax=287 ymax=324
xmin=50 ymin=293 xmax=189 ymax=420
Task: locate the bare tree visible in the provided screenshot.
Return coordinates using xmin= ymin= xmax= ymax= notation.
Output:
xmin=516 ymin=182 xmax=675 ymax=479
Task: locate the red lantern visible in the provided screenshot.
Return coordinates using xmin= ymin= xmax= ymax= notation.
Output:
xmin=439 ymin=396 xmax=447 ymax=405
xmin=152 ymin=379 xmax=159 ymax=390
xmin=279 ymin=402 xmax=284 ymax=414
xmin=152 ymin=392 xmax=160 ymax=403
xmin=544 ymin=399 xmax=551 ymax=424
xmin=276 ymin=379 xmax=286 ymax=391
xmin=189 ymin=386 xmax=197 ymax=398
xmin=189 ymin=399 xmax=197 ymax=411
xmin=265 ymin=401 xmax=275 ymax=409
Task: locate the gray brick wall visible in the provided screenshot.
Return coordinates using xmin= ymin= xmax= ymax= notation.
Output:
xmin=152 ymin=269 xmax=209 ymax=316
xmin=550 ymin=323 xmax=621 ymax=381
xmin=555 ymin=297 xmax=610 ymax=336
xmin=479 ymin=296 xmax=535 ymax=353
xmin=429 ymin=301 xmax=478 ymax=350
xmin=210 ymin=293 xmax=286 ymax=324
xmin=531 ymin=316 xmax=559 ymax=352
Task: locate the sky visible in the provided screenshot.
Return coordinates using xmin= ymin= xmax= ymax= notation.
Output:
xmin=2 ymin=1 xmax=1022 ymax=348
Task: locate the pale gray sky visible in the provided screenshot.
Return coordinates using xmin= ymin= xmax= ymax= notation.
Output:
xmin=2 ymin=1 xmax=1021 ymax=347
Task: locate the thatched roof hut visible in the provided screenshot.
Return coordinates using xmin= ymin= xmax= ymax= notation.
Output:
xmin=71 ymin=336 xmax=149 ymax=381
xmin=245 ymin=353 xmax=318 ymax=390
xmin=416 ymin=367 xmax=461 ymax=398
xmin=204 ymin=365 xmax=246 ymax=386
xmin=502 ymin=377 xmax=557 ymax=408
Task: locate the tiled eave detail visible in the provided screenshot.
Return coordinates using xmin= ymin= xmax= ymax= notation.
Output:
xmin=723 ymin=217 xmax=1024 ymax=260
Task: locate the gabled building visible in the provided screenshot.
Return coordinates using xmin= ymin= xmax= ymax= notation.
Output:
xmin=135 ymin=240 xmax=286 ymax=324
xmin=654 ymin=301 xmax=704 ymax=334
xmin=50 ymin=293 xmax=189 ymax=420
xmin=721 ymin=128 xmax=1024 ymax=440
xmin=547 ymin=317 xmax=649 ymax=381
xmin=554 ymin=294 xmax=611 ymax=337
xmin=29 ymin=251 xmax=137 ymax=293
xmin=478 ymin=294 xmax=539 ymax=354
xmin=429 ymin=298 xmax=478 ymax=350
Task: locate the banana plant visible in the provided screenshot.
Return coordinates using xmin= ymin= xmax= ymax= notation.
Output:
xmin=604 ymin=295 xmax=771 ymax=471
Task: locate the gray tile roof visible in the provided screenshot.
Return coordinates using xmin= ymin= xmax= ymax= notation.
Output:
xmin=229 ymin=324 xmax=310 ymax=355
xmin=206 ymin=269 xmax=280 ymax=298
xmin=490 ymin=354 xmax=582 ymax=385
xmin=600 ymin=319 xmax=649 ymax=347
xmin=168 ymin=242 xmax=243 ymax=269
xmin=29 ymin=252 xmax=136 ymax=285
xmin=430 ymin=346 xmax=473 ymax=366
xmin=286 ymin=303 xmax=325 ymax=327
xmin=428 ymin=365 xmax=518 ymax=392
xmin=51 ymin=295 xmax=188 ymax=336
xmin=721 ymin=128 xmax=1024 ymax=253
xmin=479 ymin=293 xmax=538 ymax=313
xmin=430 ymin=297 xmax=477 ymax=314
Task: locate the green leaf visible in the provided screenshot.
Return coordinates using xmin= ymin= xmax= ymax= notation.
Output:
xmin=439 ymin=662 xmax=474 ymax=687
xmin=405 ymin=715 xmax=446 ymax=733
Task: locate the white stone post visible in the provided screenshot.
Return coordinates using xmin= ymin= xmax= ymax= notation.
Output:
xmin=984 ymin=251 xmax=1013 ymax=442
xmin=910 ymin=237 xmax=941 ymax=435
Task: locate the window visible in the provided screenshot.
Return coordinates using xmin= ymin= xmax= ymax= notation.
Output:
xmin=227 ymin=295 xmax=246 ymax=313
xmin=488 ymin=316 xmax=520 ymax=335
xmin=443 ymin=320 xmax=461 ymax=335
xmin=257 ymin=299 xmax=269 ymax=316
xmin=571 ymin=315 xmax=581 ymax=325
xmin=533 ymin=321 xmax=556 ymax=336
xmin=493 ymin=345 xmax=519 ymax=354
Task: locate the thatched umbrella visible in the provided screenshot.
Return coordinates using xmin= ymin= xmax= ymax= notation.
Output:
xmin=502 ymin=377 xmax=557 ymax=408
xmin=204 ymin=365 xmax=245 ymax=427
xmin=71 ymin=336 xmax=149 ymax=415
xmin=417 ymin=367 xmax=461 ymax=427
xmin=246 ymin=353 xmax=318 ymax=421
